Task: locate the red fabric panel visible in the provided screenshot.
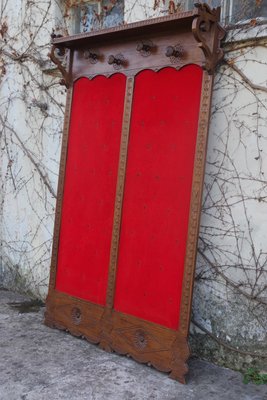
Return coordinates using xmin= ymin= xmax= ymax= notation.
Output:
xmin=55 ymin=75 xmax=126 ymax=305
xmin=114 ymin=66 xmax=203 ymax=329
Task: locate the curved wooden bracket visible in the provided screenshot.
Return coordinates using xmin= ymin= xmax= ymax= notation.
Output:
xmin=192 ymin=3 xmax=226 ymax=74
xmin=49 ymin=45 xmax=70 ymax=88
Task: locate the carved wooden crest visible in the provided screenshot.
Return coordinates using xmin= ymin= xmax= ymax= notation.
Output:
xmin=45 ymin=4 xmax=225 ymax=384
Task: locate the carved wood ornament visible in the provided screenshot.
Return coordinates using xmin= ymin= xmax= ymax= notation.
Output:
xmin=46 ymin=4 xmax=225 ymax=384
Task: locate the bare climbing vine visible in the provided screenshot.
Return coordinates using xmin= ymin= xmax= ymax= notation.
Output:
xmin=0 ymin=0 xmax=266 ymax=370
xmin=192 ymin=28 xmax=267 ymax=366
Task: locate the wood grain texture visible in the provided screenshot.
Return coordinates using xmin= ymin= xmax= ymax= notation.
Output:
xmin=71 ymin=30 xmax=204 ymax=80
xmin=45 ymin=290 xmax=189 ymax=384
xmin=52 ymin=11 xmax=198 ymax=49
xmin=106 ymin=77 xmax=135 ymax=310
xmin=45 ymin=5 xmax=225 ymax=384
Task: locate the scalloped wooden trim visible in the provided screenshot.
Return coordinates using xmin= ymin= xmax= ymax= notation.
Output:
xmin=72 ymin=63 xmax=199 ymax=81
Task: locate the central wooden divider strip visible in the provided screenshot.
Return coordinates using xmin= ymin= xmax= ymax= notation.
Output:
xmin=106 ymin=76 xmax=135 ymax=309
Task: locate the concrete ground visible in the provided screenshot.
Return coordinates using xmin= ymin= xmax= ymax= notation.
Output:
xmin=0 ymin=289 xmax=266 ymax=400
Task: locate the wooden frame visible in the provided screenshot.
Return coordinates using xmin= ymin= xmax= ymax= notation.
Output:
xmin=45 ymin=4 xmax=225 ymax=383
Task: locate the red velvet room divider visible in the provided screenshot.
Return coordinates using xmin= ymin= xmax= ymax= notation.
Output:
xmin=45 ymin=4 xmax=225 ymax=383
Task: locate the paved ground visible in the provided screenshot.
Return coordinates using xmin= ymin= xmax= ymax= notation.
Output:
xmin=0 ymin=289 xmax=266 ymax=400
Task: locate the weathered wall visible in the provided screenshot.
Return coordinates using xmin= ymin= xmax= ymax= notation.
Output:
xmin=191 ymin=34 xmax=267 ymax=370
xmin=0 ymin=0 xmax=266 ymax=371
xmin=0 ymin=0 xmax=65 ymax=298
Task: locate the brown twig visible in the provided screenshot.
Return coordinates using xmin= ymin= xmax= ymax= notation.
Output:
xmin=225 ymin=60 xmax=267 ymax=93
xmin=0 ymin=114 xmax=57 ymax=199
xmin=198 ymin=249 xmax=267 ymax=306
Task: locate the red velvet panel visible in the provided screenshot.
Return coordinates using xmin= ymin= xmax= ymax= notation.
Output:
xmin=114 ymin=66 xmax=203 ymax=329
xmin=55 ymin=75 xmax=126 ymax=305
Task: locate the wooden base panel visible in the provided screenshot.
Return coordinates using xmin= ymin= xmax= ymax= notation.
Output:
xmin=45 ymin=291 xmax=190 ymax=384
